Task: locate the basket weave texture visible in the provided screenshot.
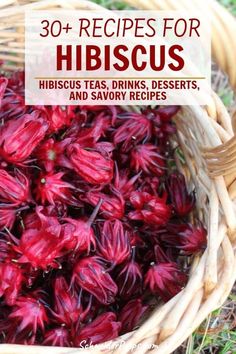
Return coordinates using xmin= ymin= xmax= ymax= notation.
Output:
xmin=0 ymin=1 xmax=236 ymax=354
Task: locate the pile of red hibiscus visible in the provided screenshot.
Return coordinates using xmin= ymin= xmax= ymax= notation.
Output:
xmin=0 ymin=72 xmax=207 ymax=347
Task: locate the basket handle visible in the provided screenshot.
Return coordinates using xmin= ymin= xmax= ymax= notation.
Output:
xmin=123 ymin=0 xmax=236 ymax=92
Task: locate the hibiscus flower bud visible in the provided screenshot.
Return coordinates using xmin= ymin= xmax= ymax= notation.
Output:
xmin=23 ymin=205 xmax=67 ymax=232
xmin=0 ymin=74 xmax=25 ymax=120
xmin=178 ymin=223 xmax=207 ymax=254
xmin=114 ymin=113 xmax=152 ymax=151
xmin=0 ymin=111 xmax=48 ymax=163
xmin=0 ymin=206 xmax=16 ymax=230
xmin=118 ymin=298 xmax=148 ymax=333
xmin=154 ymin=244 xmax=175 ymax=264
xmin=95 ymin=141 xmax=115 ymax=156
xmin=145 ymin=262 xmax=187 ymax=302
xmin=95 ymin=107 xmax=117 ymax=126
xmin=114 ymin=167 xmax=140 ymax=200
xmin=157 ymin=106 xmax=180 ymax=120
xmin=0 ymin=262 xmax=24 ymax=306
xmin=162 ymin=223 xmax=207 ymax=255
xmin=98 ymin=220 xmax=131 ymax=266
xmin=0 ymin=319 xmax=36 ymax=345
xmin=75 ymin=112 xmax=111 ymax=147
xmin=7 ymin=71 xmax=24 ymax=94
xmin=129 ymin=191 xmax=171 ymax=226
xmin=15 ymin=224 xmax=65 ymax=270
xmin=139 ymin=176 xmax=160 ymax=195
xmin=84 ymin=190 xmax=124 ymax=220
xmin=0 ymin=77 xmax=8 ymax=105
xmin=80 ymin=105 xmax=117 ymax=124
xmin=22 ymin=212 xmax=40 ymax=231
xmin=140 ymin=106 xmax=178 ymax=148
xmin=49 ymin=106 xmax=75 ymax=133
xmin=37 ymin=106 xmax=75 ymax=133
xmin=116 ymin=258 xmax=143 ymax=299
xmin=72 ymin=256 xmax=118 ymax=305
xmin=35 ymin=172 xmax=78 ymax=206
xmin=131 ymin=144 xmax=165 ymax=176
xmin=0 ymin=91 xmax=26 ymax=121
xmin=23 ymin=206 xmax=60 ymax=230
xmin=129 ymin=229 xmax=146 ymax=247
xmin=63 ymin=219 xmax=96 ymax=254
xmin=9 ymin=294 xmax=49 ymax=334
xmin=36 ymin=138 xmax=72 ymax=172
xmin=43 ymin=327 xmax=71 ymax=347
xmin=52 ymin=277 xmax=90 ymax=326
xmin=0 ymin=238 xmax=15 ymax=261
xmin=167 ymin=172 xmax=195 ymax=216
xmin=62 ymin=199 xmax=102 ymax=253
xmin=67 ymin=144 xmax=114 ymax=185
xmin=0 ymin=169 xmax=31 ymax=206
xmin=75 ymin=312 xmax=121 ymax=346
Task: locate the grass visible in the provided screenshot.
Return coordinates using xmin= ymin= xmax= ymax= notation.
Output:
xmin=212 ymin=62 xmax=235 ymax=111
xmin=92 ymin=0 xmax=132 ymax=9
xmin=92 ymin=0 xmax=236 ymax=353
xmin=218 ymin=0 xmax=236 ymax=15
xmin=181 ymin=296 xmax=236 ymax=353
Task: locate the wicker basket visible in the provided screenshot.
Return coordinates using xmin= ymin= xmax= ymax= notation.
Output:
xmin=0 ymin=1 xmax=236 ymax=354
